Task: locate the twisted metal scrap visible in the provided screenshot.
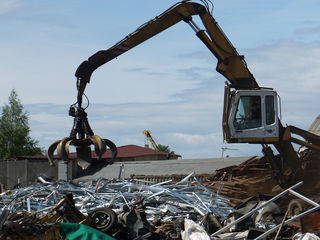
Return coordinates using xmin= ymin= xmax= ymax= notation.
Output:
xmin=0 ymin=175 xmax=233 ymax=221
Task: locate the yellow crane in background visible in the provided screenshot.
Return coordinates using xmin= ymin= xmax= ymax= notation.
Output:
xmin=142 ymin=130 xmax=159 ymax=151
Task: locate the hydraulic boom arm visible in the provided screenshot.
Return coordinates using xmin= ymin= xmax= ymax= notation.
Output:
xmin=47 ymin=1 xmax=320 ymax=190
xmin=47 ymin=1 xmax=260 ymax=166
xmin=75 ymin=1 xmax=258 ymax=107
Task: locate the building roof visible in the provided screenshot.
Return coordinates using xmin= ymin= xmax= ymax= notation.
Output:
xmin=75 ymin=156 xmax=255 ymax=182
xmin=69 ymin=144 xmax=181 ymax=159
xmin=5 ymin=144 xmax=181 ymax=161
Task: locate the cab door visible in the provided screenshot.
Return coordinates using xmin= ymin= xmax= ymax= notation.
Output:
xmin=226 ymin=90 xmax=279 ymax=143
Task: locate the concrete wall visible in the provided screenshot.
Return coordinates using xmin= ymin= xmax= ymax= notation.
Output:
xmin=6 ymin=159 xmax=26 ymax=189
xmin=58 ymin=160 xmax=79 ymax=181
xmin=27 ymin=159 xmax=56 ymax=185
xmin=0 ymin=160 xmax=6 ymax=186
xmin=0 ymin=158 xmax=80 ymax=190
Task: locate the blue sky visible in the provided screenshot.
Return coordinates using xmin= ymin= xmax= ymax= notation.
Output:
xmin=1 ymin=0 xmax=320 ymax=159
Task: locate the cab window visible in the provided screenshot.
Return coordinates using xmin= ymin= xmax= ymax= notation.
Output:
xmin=265 ymin=95 xmax=275 ymax=125
xmin=234 ymin=96 xmax=261 ymax=130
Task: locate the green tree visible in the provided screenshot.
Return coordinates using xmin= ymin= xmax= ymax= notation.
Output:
xmin=0 ymin=89 xmax=43 ymax=159
xmin=157 ymin=144 xmax=175 ymax=154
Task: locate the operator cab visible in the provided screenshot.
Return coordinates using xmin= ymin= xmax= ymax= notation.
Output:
xmin=223 ymin=86 xmax=280 ymax=143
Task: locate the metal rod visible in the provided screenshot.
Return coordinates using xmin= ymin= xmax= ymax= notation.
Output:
xmin=255 ymin=205 xmax=320 ymax=240
xmin=211 ymin=181 xmax=303 ymax=237
xmin=27 ymin=198 xmax=31 ymax=212
xmin=193 ymin=192 xmax=211 ymax=213
xmin=176 ymin=172 xmax=195 ymax=185
xmin=288 ymin=189 xmax=320 ymax=207
xmin=151 ymin=179 xmax=173 ymax=187
xmin=273 ymin=209 xmax=289 ymax=240
xmin=187 ymin=19 xmax=201 ymax=33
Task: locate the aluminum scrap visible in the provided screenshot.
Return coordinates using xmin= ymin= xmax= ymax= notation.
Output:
xmin=0 ymin=174 xmax=234 ymax=223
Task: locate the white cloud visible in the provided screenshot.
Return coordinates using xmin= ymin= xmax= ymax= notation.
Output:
xmin=23 ymin=38 xmax=320 ymax=159
xmin=1 ymin=1 xmax=319 ymax=159
xmin=245 ymin=40 xmax=320 ymax=129
xmin=0 ymin=0 xmax=19 ymax=15
xmin=171 ymin=132 xmax=219 ymax=146
xmin=295 ymin=26 xmax=320 ymax=36
xmin=30 ymin=112 xmax=68 ymax=124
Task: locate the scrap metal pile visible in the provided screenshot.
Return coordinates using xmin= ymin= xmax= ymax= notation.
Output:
xmin=0 ymin=176 xmax=232 ymax=239
xmin=1 ymin=173 xmax=320 ymax=239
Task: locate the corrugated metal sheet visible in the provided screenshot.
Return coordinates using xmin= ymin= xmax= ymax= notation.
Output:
xmin=309 ymin=115 xmax=320 ymax=136
xmin=74 ymin=156 xmax=255 ymax=182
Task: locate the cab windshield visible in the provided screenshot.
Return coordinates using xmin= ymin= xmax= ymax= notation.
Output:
xmin=233 ymin=96 xmax=261 ymax=130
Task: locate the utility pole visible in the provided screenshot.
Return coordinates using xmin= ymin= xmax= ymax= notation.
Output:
xmin=221 ymin=146 xmax=239 ymax=158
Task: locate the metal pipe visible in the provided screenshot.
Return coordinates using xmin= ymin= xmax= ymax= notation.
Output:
xmin=288 ymin=189 xmax=320 ymax=207
xmin=151 ymin=179 xmax=173 ymax=187
xmin=193 ymin=192 xmax=211 ymax=213
xmin=255 ymin=205 xmax=320 ymax=240
xmin=187 ymin=20 xmax=201 ymax=33
xmin=211 ymin=181 xmax=303 ymax=237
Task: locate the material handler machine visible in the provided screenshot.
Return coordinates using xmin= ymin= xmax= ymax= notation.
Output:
xmin=47 ymin=0 xmax=320 ymax=187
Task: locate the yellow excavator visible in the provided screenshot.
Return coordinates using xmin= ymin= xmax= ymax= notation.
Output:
xmin=47 ymin=0 xmax=320 ymax=187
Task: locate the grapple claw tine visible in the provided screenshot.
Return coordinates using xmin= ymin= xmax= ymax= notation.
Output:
xmin=57 ymin=137 xmax=72 ymax=161
xmin=89 ymin=135 xmax=107 ymax=159
xmin=103 ymin=138 xmax=118 ymax=161
xmin=47 ymin=140 xmax=61 ymax=166
xmin=76 ymin=143 xmax=92 ymax=170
